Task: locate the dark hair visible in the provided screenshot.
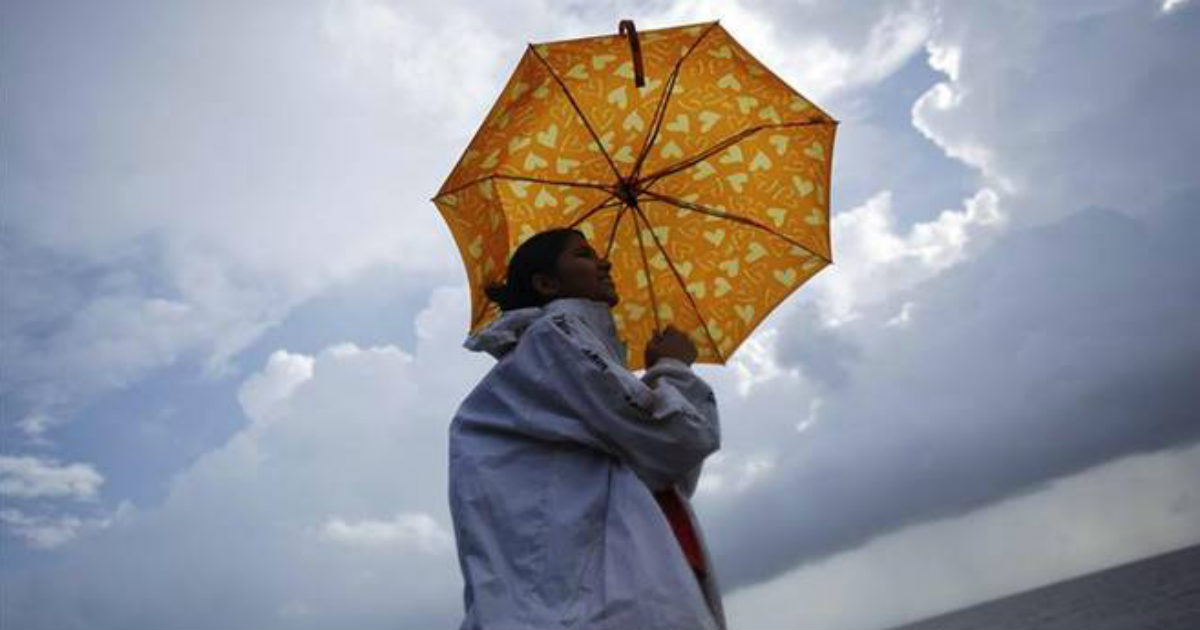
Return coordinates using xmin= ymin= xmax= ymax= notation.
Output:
xmin=485 ymin=228 xmax=583 ymax=311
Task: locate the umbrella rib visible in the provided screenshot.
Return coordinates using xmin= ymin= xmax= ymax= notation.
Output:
xmin=528 ymin=45 xmax=624 ymax=181
xmin=639 ymin=190 xmax=831 ymax=264
xmin=603 ymin=205 xmax=628 ymax=260
xmin=434 ymin=175 xmax=496 ymax=201
xmin=638 ymin=119 xmax=832 ymax=189
xmin=567 ymin=194 xmax=621 ymax=229
xmin=631 ymin=205 xmax=724 ymax=363
xmin=629 ymin=205 xmax=663 ymax=333
xmin=494 ymin=174 xmax=616 ymax=193
xmin=438 ymin=173 xmax=615 ymax=200
xmin=630 ymin=21 xmax=721 ymax=182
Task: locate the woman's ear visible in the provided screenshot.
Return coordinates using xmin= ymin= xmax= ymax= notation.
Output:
xmin=531 ymin=272 xmax=560 ymax=299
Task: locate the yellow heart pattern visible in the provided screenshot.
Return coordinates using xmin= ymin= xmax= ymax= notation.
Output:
xmin=726 ymin=173 xmax=749 ymax=192
xmin=536 ymin=124 xmax=558 ymax=148
xmin=708 ymin=45 xmax=733 ymax=59
xmin=555 ymin=157 xmax=580 ymax=174
xmin=749 ymin=150 xmax=772 ymax=172
xmin=660 ymin=140 xmax=684 ymax=159
xmin=714 ymin=277 xmax=732 ymax=297
xmin=607 ymin=86 xmax=628 ymax=109
xmin=691 ymin=161 xmax=717 ymax=180
xmin=698 ymin=111 xmax=721 ymax=133
xmin=523 ymin=152 xmax=548 ymax=171
xmin=665 ymin=114 xmax=689 ymax=133
xmin=623 ymin=111 xmax=645 ymax=132
xmin=508 ymin=136 xmax=530 ymax=153
xmin=735 ymin=304 xmax=755 ymax=323
xmin=508 ymin=181 xmax=531 ymax=198
xmin=435 ymin=22 xmax=836 ymax=369
xmin=592 ymin=53 xmax=617 ymax=69
xmin=768 ymin=135 xmax=789 ymax=155
xmin=534 ymin=189 xmax=557 ymax=208
xmin=716 ymin=73 xmax=742 ymax=90
xmin=565 ymin=63 xmax=589 ymax=80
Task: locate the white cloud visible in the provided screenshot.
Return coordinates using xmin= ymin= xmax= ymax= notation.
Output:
xmin=1 ymin=510 xmax=90 ymax=549
xmin=813 ymin=187 xmax=1003 ymax=323
xmin=322 ymin=512 xmax=453 ymax=553
xmin=738 ymin=455 xmax=776 ymax=490
xmin=695 ymin=452 xmax=778 ymax=498
xmin=16 ymin=413 xmax=56 ymax=445
xmin=1161 ymin=0 xmax=1192 ymax=13
xmin=884 ymin=300 xmax=916 ymax=328
xmin=728 ymin=328 xmax=785 ymax=397
xmin=0 ymin=456 xmax=103 ymax=501
xmin=322 ymin=0 xmax=513 ymax=134
xmin=911 ymin=40 xmax=1008 ymax=185
xmin=912 ymin=77 xmax=1002 ymax=185
xmin=914 ymin=1 xmax=1200 ymax=223
xmin=795 ymin=397 xmax=823 ymax=433
xmin=925 ymin=41 xmax=961 ymax=81
xmin=0 ymin=286 xmax=489 ymax=628
xmin=237 ymin=350 xmax=315 ymax=425
xmin=644 ymin=0 xmax=933 ymax=101
xmin=4 ymin=0 xmax=468 ymax=420
xmin=726 ymin=441 xmax=1200 ymax=629
xmin=0 ymin=503 xmax=133 ymax=549
xmin=4 ymin=2 xmax=1198 ymax=629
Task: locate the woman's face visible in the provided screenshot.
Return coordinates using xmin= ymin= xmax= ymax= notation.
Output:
xmin=537 ymin=232 xmax=619 ymax=307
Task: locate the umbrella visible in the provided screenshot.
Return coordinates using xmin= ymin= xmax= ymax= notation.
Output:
xmin=434 ymin=20 xmax=837 ymax=369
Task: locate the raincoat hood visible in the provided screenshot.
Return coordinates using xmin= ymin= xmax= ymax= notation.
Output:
xmin=464 ymin=298 xmax=627 ymax=366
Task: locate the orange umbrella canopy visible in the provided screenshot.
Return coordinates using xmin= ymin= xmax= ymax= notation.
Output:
xmin=434 ymin=21 xmax=837 ymax=370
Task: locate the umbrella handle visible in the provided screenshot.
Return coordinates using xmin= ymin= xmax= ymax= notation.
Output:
xmin=618 ymin=20 xmax=646 ymax=88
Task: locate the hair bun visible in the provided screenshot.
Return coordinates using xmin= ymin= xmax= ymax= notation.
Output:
xmin=484 ymin=282 xmax=515 ymax=311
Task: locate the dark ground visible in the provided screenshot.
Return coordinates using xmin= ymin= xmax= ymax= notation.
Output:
xmin=893 ymin=542 xmax=1200 ymax=630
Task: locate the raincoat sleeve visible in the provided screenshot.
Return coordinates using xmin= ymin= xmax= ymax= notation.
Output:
xmin=642 ymin=358 xmax=714 ymax=498
xmin=525 ymin=314 xmax=720 ymax=491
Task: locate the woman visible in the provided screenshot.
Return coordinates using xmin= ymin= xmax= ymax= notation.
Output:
xmin=449 ymin=228 xmax=725 ymax=629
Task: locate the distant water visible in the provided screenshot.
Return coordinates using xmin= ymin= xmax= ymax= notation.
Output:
xmin=894 ymin=543 xmax=1200 ymax=630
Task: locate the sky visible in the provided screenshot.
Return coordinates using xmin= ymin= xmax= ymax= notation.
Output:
xmin=2 ymin=0 xmax=1198 ymax=628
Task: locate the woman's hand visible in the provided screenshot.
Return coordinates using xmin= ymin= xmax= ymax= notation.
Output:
xmin=644 ymin=326 xmax=698 ymax=367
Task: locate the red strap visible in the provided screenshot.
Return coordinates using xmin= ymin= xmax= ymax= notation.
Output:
xmin=653 ymin=490 xmax=707 ymax=576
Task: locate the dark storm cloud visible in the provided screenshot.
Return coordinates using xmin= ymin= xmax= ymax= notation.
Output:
xmin=712 ymin=191 xmax=1200 ymax=589
xmin=775 ymin=302 xmax=862 ymax=389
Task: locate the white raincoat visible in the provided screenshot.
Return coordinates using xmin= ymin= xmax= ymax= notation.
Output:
xmin=449 ymin=297 xmax=725 ymax=629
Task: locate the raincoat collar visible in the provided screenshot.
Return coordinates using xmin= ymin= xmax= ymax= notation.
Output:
xmin=464 ymin=298 xmax=627 ymax=365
